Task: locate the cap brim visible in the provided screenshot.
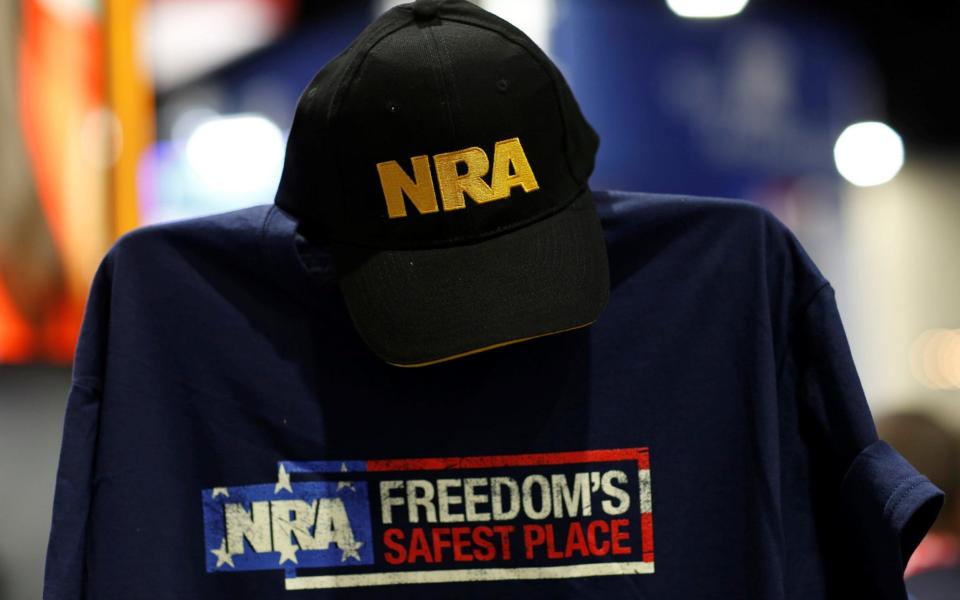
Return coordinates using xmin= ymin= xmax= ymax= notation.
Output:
xmin=334 ymin=189 xmax=609 ymax=367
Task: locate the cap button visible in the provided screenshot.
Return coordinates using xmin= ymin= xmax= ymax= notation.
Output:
xmin=413 ymin=0 xmax=442 ymax=20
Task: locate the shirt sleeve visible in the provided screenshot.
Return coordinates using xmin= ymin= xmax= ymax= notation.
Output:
xmin=841 ymin=440 xmax=945 ymax=594
xmin=42 ymin=252 xmax=113 ymax=600
xmin=789 ymin=283 xmax=943 ymax=599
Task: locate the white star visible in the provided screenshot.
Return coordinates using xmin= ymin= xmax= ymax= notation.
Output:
xmin=339 ymin=538 xmax=364 ymax=562
xmin=274 ymin=464 xmax=292 ymax=494
xmin=210 ymin=538 xmax=235 ymax=568
xmin=211 ymin=487 xmax=229 ymax=498
xmin=336 ymin=462 xmax=355 ymax=492
xmin=277 ymin=544 xmax=299 ymax=565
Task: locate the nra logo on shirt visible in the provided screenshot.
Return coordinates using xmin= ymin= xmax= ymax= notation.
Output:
xmin=201 ymin=449 xmax=655 ymax=591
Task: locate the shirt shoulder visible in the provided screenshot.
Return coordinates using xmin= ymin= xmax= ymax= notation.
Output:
xmin=99 ymin=205 xmax=279 ymax=302
xmin=594 ymin=189 xmax=828 ymax=320
xmin=105 ymin=205 xmax=272 ymax=265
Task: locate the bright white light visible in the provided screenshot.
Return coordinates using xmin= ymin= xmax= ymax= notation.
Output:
xmin=833 ymin=121 xmax=904 ymax=187
xmin=666 ymin=0 xmax=749 ymax=18
xmin=480 ymin=0 xmax=556 ymax=54
xmin=185 ymin=114 xmax=285 ymax=196
xmin=146 ymin=0 xmax=287 ymax=90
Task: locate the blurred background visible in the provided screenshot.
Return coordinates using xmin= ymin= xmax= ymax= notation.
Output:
xmin=1 ymin=0 xmax=958 ymax=597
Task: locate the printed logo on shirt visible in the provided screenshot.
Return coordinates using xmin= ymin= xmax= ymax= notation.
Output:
xmin=201 ymin=448 xmax=655 ymax=591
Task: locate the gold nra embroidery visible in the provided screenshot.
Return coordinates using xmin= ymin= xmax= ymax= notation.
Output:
xmin=377 ymin=137 xmax=540 ymax=219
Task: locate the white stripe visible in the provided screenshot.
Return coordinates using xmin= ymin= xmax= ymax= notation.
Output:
xmin=638 ymin=469 xmax=652 ymax=514
xmin=284 ymin=561 xmax=655 ymax=590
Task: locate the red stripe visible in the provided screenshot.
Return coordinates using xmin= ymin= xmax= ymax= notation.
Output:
xmin=367 ymin=448 xmax=649 ymax=472
xmin=641 ymin=513 xmax=654 ymax=556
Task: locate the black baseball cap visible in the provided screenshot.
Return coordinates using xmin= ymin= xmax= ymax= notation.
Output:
xmin=275 ymin=0 xmax=609 ymax=367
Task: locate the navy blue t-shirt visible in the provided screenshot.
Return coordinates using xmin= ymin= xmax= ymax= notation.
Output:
xmin=44 ymin=191 xmax=942 ymax=599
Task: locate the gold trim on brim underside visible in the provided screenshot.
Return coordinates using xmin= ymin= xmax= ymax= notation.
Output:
xmin=385 ymin=319 xmax=596 ymax=368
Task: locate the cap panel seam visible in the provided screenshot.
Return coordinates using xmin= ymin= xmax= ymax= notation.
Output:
xmin=425 ymin=24 xmax=459 ymax=141
xmin=326 ymin=13 xmax=416 ymax=225
xmin=431 ymin=13 xmax=584 ymax=187
xmin=326 ymin=13 xmax=414 ymax=120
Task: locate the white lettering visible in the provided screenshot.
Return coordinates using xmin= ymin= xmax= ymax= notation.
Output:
xmin=380 ymin=480 xmax=405 ymax=525
xmin=311 ymin=498 xmax=358 ymax=551
xmin=437 ymin=479 xmax=465 ymax=523
xmin=521 ymin=475 xmax=552 ymax=520
xmin=491 ymin=477 xmax=521 ymax=520
xmin=601 ymin=470 xmax=631 ymax=515
xmin=406 ymin=479 xmax=437 ymax=523
xmin=272 ymin=499 xmax=318 ymax=555
xmin=551 ymin=472 xmax=592 ymax=518
xmin=464 ymin=478 xmax=491 ymax=521
xmin=225 ymin=501 xmax=272 ymax=554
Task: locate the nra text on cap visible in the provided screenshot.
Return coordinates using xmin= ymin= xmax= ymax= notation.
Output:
xmin=376 ymin=137 xmax=540 ymax=219
xmin=202 ymin=448 xmax=655 ymax=591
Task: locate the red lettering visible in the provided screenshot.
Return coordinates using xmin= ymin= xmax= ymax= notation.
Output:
xmin=408 ymin=528 xmax=433 ymax=564
xmin=385 ymin=521 xmax=626 ymax=565
xmin=611 ymin=518 xmax=632 ymax=555
xmin=493 ymin=525 xmax=514 ymax=561
xmin=472 ymin=526 xmax=496 ymax=561
xmin=524 ymin=524 xmax=547 ymax=559
xmin=544 ymin=524 xmax=564 ymax=559
xmin=431 ymin=527 xmax=451 ymax=562
xmin=452 ymin=527 xmax=473 ymax=562
xmin=383 ymin=528 xmax=407 ymax=565
xmin=564 ymin=521 xmax=589 ymax=558
xmin=587 ymin=520 xmax=610 ymax=556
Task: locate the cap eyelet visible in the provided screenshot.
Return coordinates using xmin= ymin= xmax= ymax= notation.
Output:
xmin=386 ymin=100 xmax=401 ymax=114
xmin=496 ymin=78 xmax=510 ymax=93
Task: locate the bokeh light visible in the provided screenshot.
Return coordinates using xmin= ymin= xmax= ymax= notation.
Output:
xmin=665 ymin=0 xmax=749 ymax=19
xmin=910 ymin=329 xmax=960 ymax=390
xmin=184 ymin=113 xmax=285 ymax=197
xmin=833 ymin=121 xmax=905 ymax=187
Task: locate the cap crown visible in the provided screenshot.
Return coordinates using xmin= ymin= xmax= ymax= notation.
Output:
xmin=276 ymin=0 xmax=599 ymax=250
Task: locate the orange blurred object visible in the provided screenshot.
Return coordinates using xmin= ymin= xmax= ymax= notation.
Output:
xmin=0 ymin=281 xmax=34 ymax=362
xmin=5 ymin=0 xmax=149 ymax=363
